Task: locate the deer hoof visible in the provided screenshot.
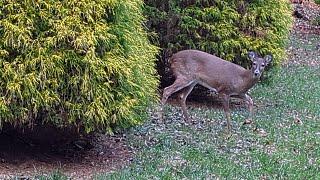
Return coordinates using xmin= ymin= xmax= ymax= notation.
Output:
xmin=184 ymin=117 xmax=196 ymax=125
xmin=157 ymin=112 xmax=165 ymax=124
xmin=184 ymin=119 xmax=191 ymax=125
xmin=243 ymin=119 xmax=253 ymax=125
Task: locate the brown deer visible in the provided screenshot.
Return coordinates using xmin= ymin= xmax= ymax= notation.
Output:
xmin=160 ymin=50 xmax=272 ymax=130
xmin=290 ymin=0 xmax=308 ymax=4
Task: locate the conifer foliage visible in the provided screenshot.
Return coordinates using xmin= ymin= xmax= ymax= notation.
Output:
xmin=145 ymin=0 xmax=293 ymax=86
xmin=0 ymin=0 xmax=159 ymax=132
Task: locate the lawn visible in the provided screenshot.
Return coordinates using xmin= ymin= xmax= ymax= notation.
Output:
xmin=31 ymin=20 xmax=320 ymax=180
xmin=94 ymin=33 xmax=320 ymax=179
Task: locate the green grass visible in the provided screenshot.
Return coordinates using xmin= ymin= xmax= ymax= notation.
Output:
xmin=36 ymin=33 xmax=320 ymax=179
xmin=95 ymin=63 xmax=320 ymax=179
xmin=35 ymin=171 xmax=68 ymax=180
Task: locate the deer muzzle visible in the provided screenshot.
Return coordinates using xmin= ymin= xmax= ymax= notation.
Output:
xmin=254 ymin=69 xmax=260 ymax=77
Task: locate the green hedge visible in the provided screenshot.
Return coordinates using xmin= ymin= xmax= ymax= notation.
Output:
xmin=0 ymin=0 xmax=159 ymax=133
xmin=145 ymin=0 xmax=293 ymax=86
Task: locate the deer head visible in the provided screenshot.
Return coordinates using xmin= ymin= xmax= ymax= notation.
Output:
xmin=248 ymin=51 xmax=272 ymax=79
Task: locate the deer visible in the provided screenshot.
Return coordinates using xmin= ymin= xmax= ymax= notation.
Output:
xmin=160 ymin=50 xmax=272 ymax=131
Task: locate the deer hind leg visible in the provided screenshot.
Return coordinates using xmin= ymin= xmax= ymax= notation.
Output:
xmin=159 ymin=78 xmax=195 ymax=121
xmin=221 ymin=94 xmax=232 ymax=131
xmin=178 ymin=83 xmax=196 ymax=122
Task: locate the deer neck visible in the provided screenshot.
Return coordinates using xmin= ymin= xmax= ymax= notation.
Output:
xmin=240 ymin=69 xmax=260 ymax=92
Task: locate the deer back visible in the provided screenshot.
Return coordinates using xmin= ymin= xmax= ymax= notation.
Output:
xmin=169 ymin=50 xmax=253 ymax=94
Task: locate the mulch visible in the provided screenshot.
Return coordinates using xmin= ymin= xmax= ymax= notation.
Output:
xmin=0 ymin=125 xmax=132 ymax=179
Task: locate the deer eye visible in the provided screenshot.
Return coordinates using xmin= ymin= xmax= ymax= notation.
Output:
xmin=253 ymin=62 xmax=257 ymax=66
xmin=261 ymin=64 xmax=265 ymax=67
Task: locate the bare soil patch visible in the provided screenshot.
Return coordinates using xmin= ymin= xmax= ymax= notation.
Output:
xmin=0 ymin=125 xmax=132 ymax=179
xmin=293 ymin=1 xmax=320 ymax=34
xmin=288 ymin=1 xmax=320 ymax=67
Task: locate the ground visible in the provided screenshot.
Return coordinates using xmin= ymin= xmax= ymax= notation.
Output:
xmin=0 ymin=1 xmax=320 ymax=179
xmin=0 ymin=125 xmax=132 ymax=179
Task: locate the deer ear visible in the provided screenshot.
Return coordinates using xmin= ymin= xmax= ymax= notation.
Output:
xmin=264 ymin=55 xmax=272 ymax=65
xmin=248 ymin=51 xmax=256 ymax=61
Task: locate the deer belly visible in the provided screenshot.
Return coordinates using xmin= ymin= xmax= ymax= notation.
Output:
xmin=198 ymin=82 xmax=218 ymax=94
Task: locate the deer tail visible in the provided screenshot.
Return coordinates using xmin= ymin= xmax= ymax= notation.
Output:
xmin=167 ymin=55 xmax=177 ymax=66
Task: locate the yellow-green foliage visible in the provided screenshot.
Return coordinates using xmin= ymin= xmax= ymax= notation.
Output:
xmin=0 ymin=0 xmax=159 ymax=133
xmin=145 ymin=0 xmax=293 ymax=83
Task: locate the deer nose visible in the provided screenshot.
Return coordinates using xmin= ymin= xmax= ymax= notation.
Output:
xmin=254 ymin=69 xmax=260 ymax=76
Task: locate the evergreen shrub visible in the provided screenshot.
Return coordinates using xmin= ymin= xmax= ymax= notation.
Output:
xmin=0 ymin=0 xmax=159 ymax=133
xmin=144 ymin=0 xmax=293 ymax=86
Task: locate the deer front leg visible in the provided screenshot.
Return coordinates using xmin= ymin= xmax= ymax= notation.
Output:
xmin=243 ymin=94 xmax=254 ymax=124
xmin=221 ymin=94 xmax=232 ymax=130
